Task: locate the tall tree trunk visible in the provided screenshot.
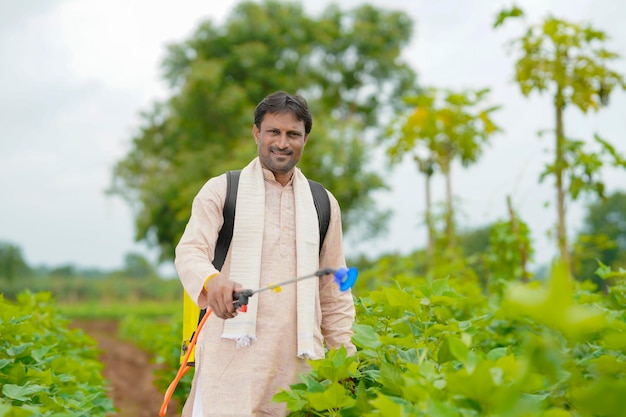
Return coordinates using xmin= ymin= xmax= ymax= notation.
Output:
xmin=554 ymin=89 xmax=571 ymax=275
xmin=507 ymin=195 xmax=529 ymax=283
xmin=443 ymin=158 xmax=455 ymax=250
xmin=425 ymin=171 xmax=434 ymax=260
xmin=418 ymin=156 xmax=435 ymax=272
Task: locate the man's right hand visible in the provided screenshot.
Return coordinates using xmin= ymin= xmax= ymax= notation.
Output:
xmin=205 ymin=274 xmax=242 ymax=319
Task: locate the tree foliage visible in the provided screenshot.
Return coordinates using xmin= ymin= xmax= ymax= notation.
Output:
xmin=116 ymin=252 xmax=158 ymax=279
xmin=109 ymin=0 xmax=418 ymax=261
xmin=385 ymin=87 xmax=500 ymax=256
xmin=574 ymin=191 xmax=626 ymax=284
xmin=457 ymin=203 xmax=534 ymax=295
xmin=0 ymin=241 xmax=30 ymax=283
xmin=496 ymin=6 xmax=626 ymax=274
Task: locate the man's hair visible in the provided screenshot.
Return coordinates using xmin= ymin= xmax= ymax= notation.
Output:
xmin=254 ymin=91 xmax=313 ymax=134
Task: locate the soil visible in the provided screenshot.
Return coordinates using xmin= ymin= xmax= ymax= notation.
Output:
xmin=71 ymin=319 xmax=181 ymax=417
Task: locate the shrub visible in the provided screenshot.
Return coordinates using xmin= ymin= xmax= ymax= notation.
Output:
xmin=276 ymin=263 xmax=626 ymax=417
xmin=0 ymin=292 xmax=114 ymax=417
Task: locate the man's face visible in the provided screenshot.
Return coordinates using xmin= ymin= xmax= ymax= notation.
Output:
xmin=254 ymin=111 xmax=308 ymax=184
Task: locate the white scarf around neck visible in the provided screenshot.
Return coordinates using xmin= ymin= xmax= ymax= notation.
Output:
xmin=221 ymin=157 xmax=320 ymax=359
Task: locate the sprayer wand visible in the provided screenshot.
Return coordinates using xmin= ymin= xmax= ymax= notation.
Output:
xmin=232 ymin=267 xmax=345 ymax=310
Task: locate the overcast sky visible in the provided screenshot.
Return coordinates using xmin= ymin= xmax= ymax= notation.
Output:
xmin=1 ymin=0 xmax=625 ymax=273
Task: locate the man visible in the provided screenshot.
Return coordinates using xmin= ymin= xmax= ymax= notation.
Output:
xmin=175 ymin=91 xmax=356 ymax=417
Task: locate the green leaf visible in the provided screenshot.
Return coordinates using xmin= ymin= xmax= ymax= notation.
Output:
xmin=2 ymin=384 xmax=46 ymax=402
xmin=543 ymin=409 xmax=573 ymax=417
xmin=5 ymin=343 xmax=33 ymax=358
xmin=379 ymin=362 xmax=405 ymax=396
xmin=447 ymin=336 xmax=470 ymax=362
xmin=382 ymin=287 xmax=419 ymax=308
xmin=430 ymin=295 xmax=457 ymax=306
xmin=427 ymin=398 xmax=460 ymax=417
xmin=570 ymin=379 xmax=626 ymax=417
xmin=0 ymin=404 xmax=40 ymax=417
xmin=24 ymin=368 xmax=55 ymax=386
xmin=369 ymin=393 xmax=407 ymax=417
xmin=30 ymin=346 xmax=53 ymax=363
xmin=272 ymin=387 xmax=308 ymax=411
xmin=486 ymin=347 xmax=508 ymax=362
xmin=603 ymin=331 xmax=626 ymax=351
xmin=438 ymin=336 xmax=469 ymax=364
xmin=306 ymin=381 xmax=356 ymax=411
xmin=312 ymin=346 xmax=358 ymax=382
xmin=431 ymin=277 xmax=451 ymax=296
xmin=352 ymin=323 xmax=382 ymax=349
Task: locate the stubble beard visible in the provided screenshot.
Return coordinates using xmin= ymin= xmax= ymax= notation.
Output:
xmin=262 ymin=147 xmax=298 ymax=175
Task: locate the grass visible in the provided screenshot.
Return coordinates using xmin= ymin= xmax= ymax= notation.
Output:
xmin=57 ymin=300 xmax=181 ymax=320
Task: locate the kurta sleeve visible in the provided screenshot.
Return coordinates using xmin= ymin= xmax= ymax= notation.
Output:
xmin=174 ymin=174 xmax=227 ymax=309
xmin=318 ymin=191 xmax=357 ymax=355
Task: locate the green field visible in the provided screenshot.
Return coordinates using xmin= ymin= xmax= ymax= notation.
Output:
xmin=4 ymin=257 xmax=624 ymax=416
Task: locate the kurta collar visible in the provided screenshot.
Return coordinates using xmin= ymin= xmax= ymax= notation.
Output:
xmin=262 ymin=168 xmax=295 ymax=186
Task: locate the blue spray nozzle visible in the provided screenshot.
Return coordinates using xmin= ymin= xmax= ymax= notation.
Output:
xmin=333 ymin=267 xmax=358 ymax=291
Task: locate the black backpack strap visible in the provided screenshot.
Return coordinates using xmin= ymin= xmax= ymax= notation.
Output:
xmin=307 ymin=179 xmax=331 ymax=253
xmin=197 ymin=170 xmax=241 ymax=330
xmin=213 ymin=170 xmax=241 ymax=270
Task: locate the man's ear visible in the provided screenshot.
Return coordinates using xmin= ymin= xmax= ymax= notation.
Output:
xmin=303 ymin=134 xmax=309 ymax=145
xmin=253 ymin=125 xmax=259 ymax=144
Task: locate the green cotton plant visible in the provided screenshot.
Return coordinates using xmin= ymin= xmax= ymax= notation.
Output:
xmin=275 ymin=275 xmax=491 ymax=416
xmin=483 ymin=215 xmax=534 ymax=293
xmin=0 ymin=291 xmax=114 ymax=417
xmin=276 ymin=262 xmax=626 ymax=417
xmin=273 ymin=346 xmax=359 ymax=417
xmin=601 ymin=266 xmax=626 ymax=309
xmin=497 ymin=262 xmax=626 ymax=416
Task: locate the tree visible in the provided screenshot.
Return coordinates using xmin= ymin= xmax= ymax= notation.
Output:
xmin=49 ymin=264 xmax=76 ymax=277
xmin=0 ymin=241 xmax=30 ymax=283
xmin=385 ymin=87 xmax=500 ymax=259
xmin=109 ymin=0 xmax=418 ymax=261
xmin=482 ymin=197 xmax=534 ymax=294
xmin=573 ymin=191 xmax=626 ymax=286
xmin=495 ymin=6 xmax=626 ymax=275
xmin=456 ymin=196 xmax=534 ymax=295
xmin=119 ymin=252 xmax=157 ymax=279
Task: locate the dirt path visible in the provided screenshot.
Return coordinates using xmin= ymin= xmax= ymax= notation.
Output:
xmin=71 ymin=319 xmax=180 ymax=417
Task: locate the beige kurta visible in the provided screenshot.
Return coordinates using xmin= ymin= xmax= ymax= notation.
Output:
xmin=175 ymin=168 xmax=356 ymax=417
